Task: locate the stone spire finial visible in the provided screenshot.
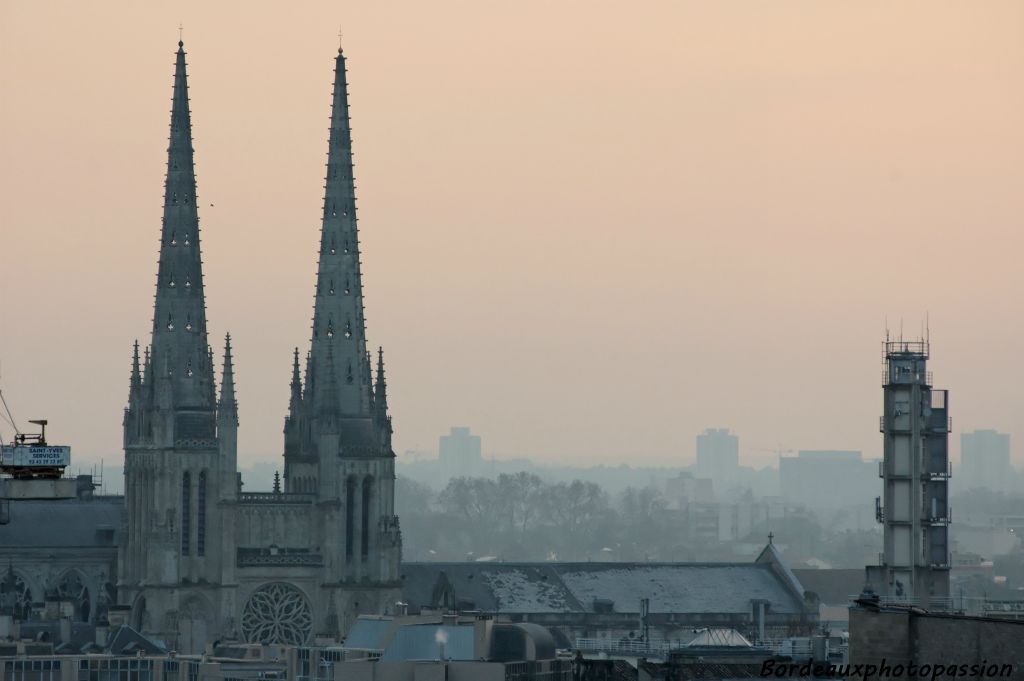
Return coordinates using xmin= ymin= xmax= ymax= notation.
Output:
xmin=374 ymin=346 xmax=392 ymax=450
xmin=374 ymin=346 xmax=388 ymax=415
xmin=289 ymin=347 xmax=302 ymax=411
xmin=218 ymin=333 xmax=237 ymax=424
xmin=130 ymin=340 xmax=142 ymax=388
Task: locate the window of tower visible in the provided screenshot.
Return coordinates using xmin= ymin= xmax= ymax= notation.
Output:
xmin=185 ymin=278 xmax=191 ymax=288
xmin=167 ymin=316 xmax=175 ymax=331
xmin=170 ymin=233 xmax=178 ymax=246
xmin=361 ymin=477 xmax=372 ymax=560
xmin=197 ymin=471 xmax=207 ymax=556
xmin=345 ymin=477 xmax=356 ymax=562
xmin=181 ymin=472 xmax=191 ymax=556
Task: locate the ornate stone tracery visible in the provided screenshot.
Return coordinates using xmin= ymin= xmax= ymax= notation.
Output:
xmin=56 ymin=570 xmax=91 ymax=622
xmin=0 ymin=569 xmax=33 ymax=620
xmin=241 ymin=582 xmax=312 ymax=645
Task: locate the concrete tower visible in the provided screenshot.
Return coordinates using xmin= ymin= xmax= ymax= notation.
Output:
xmin=866 ymin=338 xmax=951 ymax=609
xmin=121 ymin=41 xmax=237 ymax=651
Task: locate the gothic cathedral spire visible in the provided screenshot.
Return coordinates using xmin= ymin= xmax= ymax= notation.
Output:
xmin=307 ymin=42 xmax=371 ymax=419
xmin=283 ymin=41 xmax=395 ymax=497
xmin=127 ymin=40 xmax=217 ymax=448
xmin=154 ymin=40 xmax=216 ymax=426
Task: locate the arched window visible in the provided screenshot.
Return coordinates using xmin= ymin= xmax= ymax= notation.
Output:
xmin=197 ymin=471 xmax=207 ymax=557
xmin=361 ymin=477 xmax=373 ymax=560
xmin=181 ymin=472 xmax=191 ymax=555
xmin=345 ymin=477 xmax=356 ymax=563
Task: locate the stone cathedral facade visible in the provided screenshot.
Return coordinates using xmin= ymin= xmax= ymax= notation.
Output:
xmin=120 ymin=41 xmax=401 ymax=651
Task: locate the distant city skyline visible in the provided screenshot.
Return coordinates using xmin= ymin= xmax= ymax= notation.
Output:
xmin=2 ymin=2 xmax=1024 ymax=470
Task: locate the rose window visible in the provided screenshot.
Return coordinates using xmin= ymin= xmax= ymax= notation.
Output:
xmin=241 ymin=582 xmax=312 ymax=645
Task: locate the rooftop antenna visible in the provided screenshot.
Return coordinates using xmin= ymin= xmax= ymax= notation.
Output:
xmin=178 ymin=23 xmax=184 ymax=42
xmin=338 ymin=26 xmax=343 ymax=52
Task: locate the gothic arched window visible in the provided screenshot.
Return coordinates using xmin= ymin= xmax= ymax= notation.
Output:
xmin=181 ymin=472 xmax=191 ymax=555
xmin=0 ymin=569 xmax=33 ymax=621
xmin=197 ymin=471 xmax=207 ymax=557
xmin=361 ymin=476 xmax=373 ymax=560
xmin=56 ymin=571 xmax=91 ymax=622
xmin=345 ymin=476 xmax=356 ymax=563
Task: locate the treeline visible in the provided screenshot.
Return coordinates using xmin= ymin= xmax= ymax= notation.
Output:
xmin=395 ymin=473 xmax=880 ymax=566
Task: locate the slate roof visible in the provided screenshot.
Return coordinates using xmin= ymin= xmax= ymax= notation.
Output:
xmin=559 ymin=564 xmax=803 ymax=614
xmin=15 ymin=622 xmax=163 ymax=655
xmin=402 ymin=557 xmax=808 ymax=616
xmin=0 ymin=496 xmax=124 ymax=548
xmin=107 ymin=624 xmax=165 ymax=655
xmin=791 ymin=569 xmax=865 ymax=606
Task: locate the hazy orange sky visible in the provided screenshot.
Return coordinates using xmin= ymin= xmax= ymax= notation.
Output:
xmin=2 ymin=1 xmax=1023 ymax=472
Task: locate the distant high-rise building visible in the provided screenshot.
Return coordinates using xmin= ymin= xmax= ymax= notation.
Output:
xmin=440 ymin=427 xmax=483 ymax=479
xmin=779 ymin=450 xmax=877 ymax=511
xmin=866 ymin=339 xmax=950 ymax=609
xmin=695 ymin=428 xmax=739 ymax=490
xmin=959 ymin=430 xmax=1011 ymax=492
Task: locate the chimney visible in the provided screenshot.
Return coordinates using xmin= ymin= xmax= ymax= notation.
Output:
xmin=108 ymin=605 xmax=130 ymax=629
xmin=473 ymin=617 xmax=493 ymax=660
xmin=59 ymin=617 xmax=71 ymax=645
xmin=95 ymin=619 xmax=109 ymax=648
xmin=435 ymin=629 xmax=449 ymax=661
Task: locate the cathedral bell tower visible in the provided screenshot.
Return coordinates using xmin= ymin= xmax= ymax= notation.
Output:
xmin=121 ymin=41 xmax=238 ymax=652
xmin=281 ymin=43 xmax=401 ymax=627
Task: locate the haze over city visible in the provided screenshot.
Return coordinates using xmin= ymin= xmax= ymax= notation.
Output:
xmin=2 ymin=1 xmax=1023 ymax=470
